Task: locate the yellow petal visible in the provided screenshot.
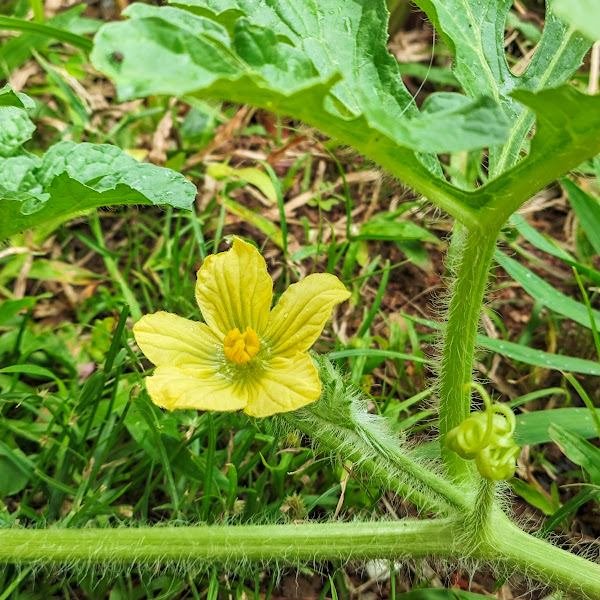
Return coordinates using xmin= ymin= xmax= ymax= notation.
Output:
xmin=195 ymin=237 xmax=273 ymax=339
xmin=264 ymin=273 xmax=350 ymax=357
xmin=244 ymin=353 xmax=321 ymax=417
xmin=133 ymin=311 xmax=220 ymax=368
xmin=145 ymin=365 xmax=249 ymax=411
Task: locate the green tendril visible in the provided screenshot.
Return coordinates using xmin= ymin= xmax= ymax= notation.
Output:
xmin=445 ymin=382 xmax=520 ymax=480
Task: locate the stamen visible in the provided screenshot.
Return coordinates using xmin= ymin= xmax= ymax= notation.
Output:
xmin=223 ymin=326 xmax=261 ymax=364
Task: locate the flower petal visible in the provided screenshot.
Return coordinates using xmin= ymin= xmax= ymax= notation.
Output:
xmin=145 ymin=365 xmax=249 ymax=411
xmin=244 ymin=353 xmax=321 ymax=417
xmin=264 ymin=273 xmax=350 ymax=357
xmin=195 ymin=237 xmax=273 ymax=339
xmin=133 ymin=311 xmax=221 ymax=368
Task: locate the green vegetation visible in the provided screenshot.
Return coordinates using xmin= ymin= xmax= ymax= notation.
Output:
xmin=1 ymin=0 xmax=600 ymax=597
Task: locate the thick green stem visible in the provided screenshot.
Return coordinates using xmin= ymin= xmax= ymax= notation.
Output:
xmin=0 ymin=519 xmax=460 ymax=564
xmin=3 ymin=516 xmax=600 ymax=597
xmin=490 ymin=515 xmax=600 ymax=600
xmin=439 ymin=224 xmax=501 ymax=482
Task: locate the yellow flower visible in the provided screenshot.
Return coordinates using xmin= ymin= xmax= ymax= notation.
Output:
xmin=133 ymin=238 xmax=350 ymax=417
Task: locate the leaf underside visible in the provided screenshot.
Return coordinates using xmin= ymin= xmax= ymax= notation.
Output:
xmin=90 ymin=0 xmax=600 ymax=225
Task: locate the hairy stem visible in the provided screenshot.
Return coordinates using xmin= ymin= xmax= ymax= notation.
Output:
xmin=490 ymin=515 xmax=600 ymax=600
xmin=282 ymin=410 xmax=466 ymax=516
xmin=0 ymin=519 xmax=460 ymax=564
xmin=471 ymin=479 xmax=497 ymax=537
xmin=439 ymin=224 xmax=501 ymax=482
xmin=4 ymin=515 xmax=600 ymax=598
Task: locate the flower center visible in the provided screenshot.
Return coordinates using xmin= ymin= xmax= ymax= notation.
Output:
xmin=223 ymin=326 xmax=261 ymax=364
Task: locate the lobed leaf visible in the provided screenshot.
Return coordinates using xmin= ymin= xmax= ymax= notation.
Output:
xmin=91 ymin=2 xmax=508 ymax=155
xmin=412 ymin=0 xmax=591 ymax=176
xmin=0 ymin=107 xmax=35 ymax=156
xmin=0 ymin=140 xmax=197 ymax=241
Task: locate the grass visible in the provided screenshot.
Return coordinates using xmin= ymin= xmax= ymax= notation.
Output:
xmin=1 ymin=1 xmax=600 ymax=598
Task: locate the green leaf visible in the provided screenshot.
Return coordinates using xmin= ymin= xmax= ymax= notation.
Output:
xmin=90 ymin=0 xmax=518 ymax=227
xmin=549 ymin=424 xmax=600 ymax=483
xmin=225 ymin=199 xmax=284 ymax=248
xmin=494 ymin=249 xmax=600 ymax=330
xmin=562 ymin=178 xmax=600 ymax=256
xmin=511 ymin=479 xmax=556 ymax=515
xmin=0 ymin=295 xmax=49 ymax=326
xmin=473 ymin=86 xmax=600 ymax=224
xmin=90 ymin=2 xmax=600 ymax=231
xmin=509 ymin=213 xmax=600 ymax=286
xmin=357 ymin=219 xmax=440 ymax=243
xmin=0 ymin=142 xmax=197 ymax=241
xmin=477 ymin=334 xmax=600 ymax=376
xmin=0 ymin=442 xmax=32 ymax=497
xmin=0 ymin=364 xmax=67 ymax=396
xmin=0 ymin=5 xmax=99 ymax=74
xmin=0 ymin=107 xmax=35 ymax=157
xmin=412 ymin=0 xmax=590 ymax=176
xmin=404 ymin=313 xmax=600 ymax=376
xmin=207 ymin=163 xmax=277 ymax=204
xmin=553 ymin=0 xmax=600 ymax=41
xmin=515 ymin=408 xmax=600 ymax=446
xmin=37 ymin=141 xmax=137 ymax=186
xmin=396 ymin=590 xmax=490 ymax=599
xmin=0 ymin=15 xmax=93 ymax=52
xmin=0 ymin=154 xmax=41 ymax=192
xmin=0 ymin=84 xmax=34 ymax=109
xmin=91 ymin=2 xmax=508 ymax=154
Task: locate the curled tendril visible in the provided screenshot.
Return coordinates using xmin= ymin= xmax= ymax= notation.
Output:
xmin=445 ymin=382 xmax=521 ymax=480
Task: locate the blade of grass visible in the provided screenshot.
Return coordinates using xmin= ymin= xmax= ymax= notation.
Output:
xmin=573 ymin=267 xmax=600 ymax=360
xmin=562 ymin=372 xmax=600 ymax=439
xmin=0 ymin=16 xmax=92 ymax=51
xmin=328 ymin=348 xmax=432 ymax=364
xmin=538 ymin=486 xmax=600 ymax=537
xmin=89 ymin=213 xmax=142 ymax=322
xmin=357 ymin=260 xmax=391 ymax=338
xmin=201 ymin=412 xmax=216 ymax=522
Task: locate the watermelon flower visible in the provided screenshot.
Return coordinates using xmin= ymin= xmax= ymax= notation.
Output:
xmin=133 ymin=238 xmax=350 ymax=417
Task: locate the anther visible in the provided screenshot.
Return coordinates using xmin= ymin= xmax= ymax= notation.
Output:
xmin=223 ymin=327 xmax=260 ymax=364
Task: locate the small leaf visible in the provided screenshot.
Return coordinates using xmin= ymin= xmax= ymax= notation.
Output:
xmin=0 ymin=295 xmax=49 ymax=326
xmin=207 ymin=163 xmax=277 ymax=204
xmin=0 ymin=442 xmax=32 ymax=497
xmin=357 ymin=218 xmax=440 ymax=243
xmin=511 ymin=479 xmax=556 ymax=515
xmin=509 ymin=213 xmax=600 ymax=285
xmin=0 ymin=83 xmax=34 ymax=109
xmin=549 ymin=423 xmax=600 ymax=483
xmin=225 ymin=199 xmax=284 ymax=248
